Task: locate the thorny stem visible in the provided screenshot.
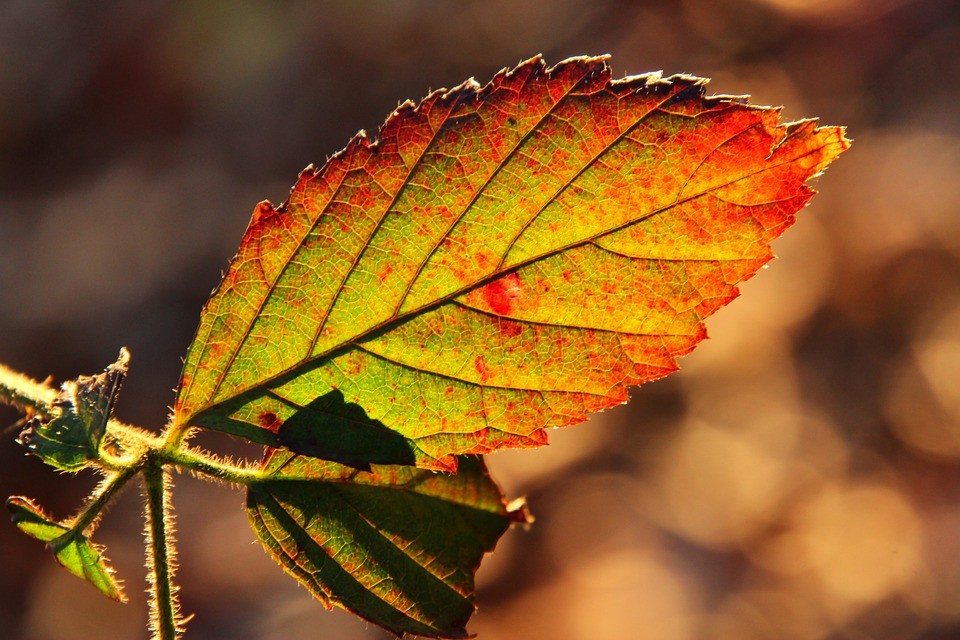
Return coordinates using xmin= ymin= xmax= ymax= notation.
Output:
xmin=61 ymin=459 xmax=146 ymax=541
xmin=144 ymin=454 xmax=180 ymax=640
xmin=0 ymin=364 xmax=266 ymax=485
xmin=0 ymin=364 xmax=56 ymax=418
xmin=0 ymin=362 xmax=274 ymax=640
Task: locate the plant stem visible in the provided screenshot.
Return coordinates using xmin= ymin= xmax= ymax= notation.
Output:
xmin=161 ymin=420 xmax=192 ymax=455
xmin=0 ymin=361 xmax=266 ymax=485
xmin=161 ymin=446 xmax=263 ymax=484
xmin=0 ymin=364 xmax=56 ymax=418
xmin=63 ymin=459 xmax=146 ymax=540
xmin=144 ymin=454 xmax=180 ymax=640
xmin=1 ymin=359 xmax=276 ymax=640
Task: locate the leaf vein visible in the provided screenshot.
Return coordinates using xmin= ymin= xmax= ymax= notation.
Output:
xmin=390 ymin=61 xmax=598 ymax=317
xmin=352 ymin=343 xmax=611 ymax=399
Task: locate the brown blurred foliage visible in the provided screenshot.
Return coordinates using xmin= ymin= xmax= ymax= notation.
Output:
xmin=2 ymin=1 xmax=959 ymax=638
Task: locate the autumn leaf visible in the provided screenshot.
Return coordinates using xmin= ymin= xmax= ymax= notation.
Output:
xmin=247 ymin=452 xmax=528 ymax=638
xmin=173 ymin=55 xmax=849 ymax=470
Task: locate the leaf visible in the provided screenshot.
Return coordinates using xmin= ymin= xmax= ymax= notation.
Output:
xmin=246 ymin=451 xmax=528 ymax=638
xmin=19 ymin=349 xmax=129 ymax=471
xmin=6 ymin=496 xmax=125 ymax=601
xmin=173 ymin=55 xmax=849 ymax=470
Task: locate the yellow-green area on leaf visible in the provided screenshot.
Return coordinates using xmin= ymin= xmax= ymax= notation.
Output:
xmin=173 ymin=55 xmax=849 ymax=471
xmin=6 ymin=496 xmax=125 ymax=602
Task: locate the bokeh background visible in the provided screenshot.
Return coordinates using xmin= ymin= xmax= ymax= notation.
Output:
xmin=1 ymin=1 xmax=959 ymax=638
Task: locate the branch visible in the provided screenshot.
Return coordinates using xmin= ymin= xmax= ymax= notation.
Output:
xmin=0 ymin=364 xmax=56 ymax=418
xmin=62 ymin=459 xmax=145 ymax=540
xmin=144 ymin=454 xmax=182 ymax=640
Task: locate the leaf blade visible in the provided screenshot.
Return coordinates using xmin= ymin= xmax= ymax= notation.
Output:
xmin=246 ymin=453 xmax=527 ymax=638
xmin=6 ymin=496 xmax=126 ymax=602
xmin=19 ymin=349 xmax=129 ymax=472
xmin=175 ymin=56 xmax=849 ymax=469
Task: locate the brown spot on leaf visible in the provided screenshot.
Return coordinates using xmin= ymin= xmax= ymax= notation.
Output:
xmin=259 ymin=411 xmax=283 ymax=434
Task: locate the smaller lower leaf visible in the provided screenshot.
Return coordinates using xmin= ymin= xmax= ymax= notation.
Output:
xmin=7 ymin=496 xmax=125 ymax=602
xmin=247 ymin=451 xmax=528 ymax=638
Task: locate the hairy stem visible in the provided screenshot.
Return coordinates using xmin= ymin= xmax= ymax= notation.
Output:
xmin=1 ymin=360 xmax=276 ymax=640
xmin=162 ymin=446 xmax=263 ymax=484
xmin=144 ymin=455 xmax=181 ymax=640
xmin=0 ymin=364 xmax=56 ymax=418
xmin=65 ymin=459 xmax=145 ymax=539
xmin=1 ymin=361 xmax=265 ymax=484
xmin=161 ymin=421 xmax=192 ymax=455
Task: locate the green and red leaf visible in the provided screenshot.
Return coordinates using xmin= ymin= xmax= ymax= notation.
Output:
xmin=174 ymin=55 xmax=848 ymax=470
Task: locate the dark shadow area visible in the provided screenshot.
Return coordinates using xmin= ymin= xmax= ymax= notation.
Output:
xmin=276 ymin=389 xmax=416 ymax=470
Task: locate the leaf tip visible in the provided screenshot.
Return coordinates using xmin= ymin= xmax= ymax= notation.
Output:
xmin=6 ymin=494 xmax=41 ymax=522
xmin=298 ymin=163 xmax=318 ymax=180
xmin=115 ymin=347 xmax=131 ymax=369
xmin=506 ymin=497 xmax=534 ymax=526
xmin=554 ymin=52 xmax=611 ymax=67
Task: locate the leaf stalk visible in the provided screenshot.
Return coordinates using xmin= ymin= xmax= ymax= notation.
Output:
xmin=59 ymin=459 xmax=146 ymax=543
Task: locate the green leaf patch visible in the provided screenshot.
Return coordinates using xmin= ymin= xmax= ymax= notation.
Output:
xmin=247 ymin=452 xmax=528 ymax=638
xmin=7 ymin=496 xmax=125 ymax=601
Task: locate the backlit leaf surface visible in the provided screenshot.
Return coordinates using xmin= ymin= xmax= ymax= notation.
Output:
xmin=18 ymin=349 xmax=129 ymax=472
xmin=174 ymin=55 xmax=849 ymax=470
xmin=246 ymin=452 xmax=527 ymax=638
xmin=6 ymin=496 xmax=125 ymax=601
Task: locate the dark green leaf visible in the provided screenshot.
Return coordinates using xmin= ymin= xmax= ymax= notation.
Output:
xmin=18 ymin=349 xmax=128 ymax=471
xmin=247 ymin=452 xmax=528 ymax=638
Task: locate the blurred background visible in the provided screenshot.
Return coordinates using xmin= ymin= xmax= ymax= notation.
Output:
xmin=1 ymin=1 xmax=959 ymax=638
